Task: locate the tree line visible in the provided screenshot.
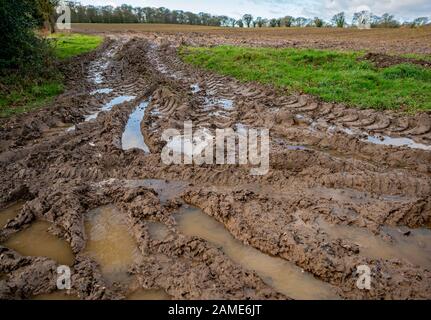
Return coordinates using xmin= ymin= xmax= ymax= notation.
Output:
xmin=65 ymin=2 xmax=430 ymax=28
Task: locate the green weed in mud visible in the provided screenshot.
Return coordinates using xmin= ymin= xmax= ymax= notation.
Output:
xmin=180 ymin=46 xmax=431 ymax=112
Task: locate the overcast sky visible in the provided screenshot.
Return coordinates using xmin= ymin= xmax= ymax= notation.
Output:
xmin=76 ymin=0 xmax=431 ymax=21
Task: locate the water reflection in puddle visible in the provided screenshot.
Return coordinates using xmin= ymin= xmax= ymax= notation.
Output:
xmin=191 ymin=83 xmax=201 ymax=94
xmin=319 ymin=219 xmax=431 ymax=269
xmin=84 ymin=205 xmax=141 ymax=285
xmin=176 ymin=206 xmax=339 ymax=300
xmin=0 ymin=202 xmax=23 ymax=228
xmin=91 ymin=88 xmax=113 ymax=95
xmin=362 ymin=135 xmax=431 ymax=151
xmin=89 ymin=60 xmax=109 ymax=84
xmin=122 ymin=101 xmax=150 ymax=152
xmin=127 ymin=289 xmax=171 ymax=300
xmin=85 ymin=95 xmax=136 ymax=122
xmin=337 ymin=127 xmax=431 ymax=151
xmin=204 ymin=97 xmax=234 ymax=110
xmin=2 ymin=220 xmax=74 ymax=266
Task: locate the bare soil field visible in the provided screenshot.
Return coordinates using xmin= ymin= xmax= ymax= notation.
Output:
xmin=0 ymin=29 xmax=431 ymax=300
xmin=73 ymin=23 xmax=431 ymax=55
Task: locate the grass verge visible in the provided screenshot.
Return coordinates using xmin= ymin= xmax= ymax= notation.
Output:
xmin=180 ymin=46 xmax=431 ymax=112
xmin=1 ymin=33 xmax=103 ymax=118
xmin=49 ymin=33 xmax=103 ymax=59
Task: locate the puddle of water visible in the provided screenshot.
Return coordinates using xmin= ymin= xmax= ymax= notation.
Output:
xmin=31 ymin=291 xmax=79 ymax=300
xmin=93 ymin=75 xmax=103 ymax=84
xmin=85 ymin=95 xmax=136 ymax=122
xmin=125 ymin=179 xmax=189 ymax=204
xmin=127 ymin=288 xmax=171 ymax=300
xmin=337 ymin=126 xmax=431 ymax=151
xmin=308 ymin=121 xmax=431 ymax=151
xmin=204 ymin=97 xmax=234 ymax=110
xmin=101 ymin=95 xmax=136 ymax=112
xmin=147 ymin=221 xmax=169 ymax=241
xmin=176 ymin=206 xmax=339 ymax=300
xmin=2 ymin=220 xmax=75 ymax=266
xmin=191 ymin=83 xmax=201 ymax=94
xmin=84 ymin=205 xmax=141 ymax=285
xmin=89 ymin=60 xmax=109 ymax=84
xmin=91 ymin=88 xmax=113 ymax=95
xmin=84 ymin=113 xmax=99 ymax=122
xmin=362 ymin=135 xmax=431 ymax=151
xmin=0 ymin=202 xmax=23 ymax=229
xmin=217 ymin=98 xmax=234 ymax=110
xmin=319 ymin=219 xmax=431 ymax=269
xmin=122 ymin=101 xmax=150 ymax=152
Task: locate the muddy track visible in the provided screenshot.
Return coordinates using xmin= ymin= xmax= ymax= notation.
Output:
xmin=0 ymin=35 xmax=430 ymax=300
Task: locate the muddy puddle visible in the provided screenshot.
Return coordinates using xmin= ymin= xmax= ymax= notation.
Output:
xmin=303 ymin=118 xmax=431 ymax=151
xmin=191 ymin=83 xmax=201 ymax=94
xmin=335 ymin=126 xmax=431 ymax=151
xmin=31 ymin=291 xmax=79 ymax=300
xmin=318 ymin=219 xmax=431 ymax=269
xmin=122 ymin=101 xmax=150 ymax=152
xmin=2 ymin=220 xmax=74 ymax=266
xmin=125 ymin=179 xmax=189 ymax=204
xmin=127 ymin=289 xmax=171 ymax=300
xmin=91 ymin=88 xmax=113 ymax=95
xmin=175 ymin=205 xmax=340 ymax=300
xmin=85 ymin=95 xmax=136 ymax=122
xmin=84 ymin=205 xmax=141 ymax=285
xmin=362 ymin=134 xmax=431 ymax=151
xmin=147 ymin=221 xmax=170 ymax=241
xmin=0 ymin=201 xmax=23 ymax=228
xmin=88 ymin=58 xmax=109 ymax=85
xmin=204 ymin=97 xmax=234 ymax=110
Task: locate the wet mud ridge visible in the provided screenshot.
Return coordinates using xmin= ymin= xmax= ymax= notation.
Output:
xmin=1 ymin=35 xmax=431 ymax=300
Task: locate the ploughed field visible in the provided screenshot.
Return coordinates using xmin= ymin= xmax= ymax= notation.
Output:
xmin=73 ymin=23 xmax=431 ymax=55
xmin=0 ymin=29 xmax=431 ymax=300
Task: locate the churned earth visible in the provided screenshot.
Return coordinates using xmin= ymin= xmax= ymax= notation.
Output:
xmin=0 ymin=32 xmax=430 ymax=300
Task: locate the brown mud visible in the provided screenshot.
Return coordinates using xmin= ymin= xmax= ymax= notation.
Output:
xmin=361 ymin=52 xmax=431 ymax=69
xmin=0 ymin=33 xmax=430 ymax=300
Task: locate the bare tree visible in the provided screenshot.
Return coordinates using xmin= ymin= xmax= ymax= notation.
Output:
xmin=295 ymin=17 xmax=307 ymax=27
xmin=282 ymin=16 xmax=294 ymax=27
xmin=255 ymin=17 xmax=264 ymax=27
xmin=412 ymin=17 xmax=429 ymax=27
xmin=332 ymin=12 xmax=346 ymax=28
xmin=242 ymin=14 xmax=253 ymax=28
xmin=269 ymin=18 xmax=277 ymax=27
